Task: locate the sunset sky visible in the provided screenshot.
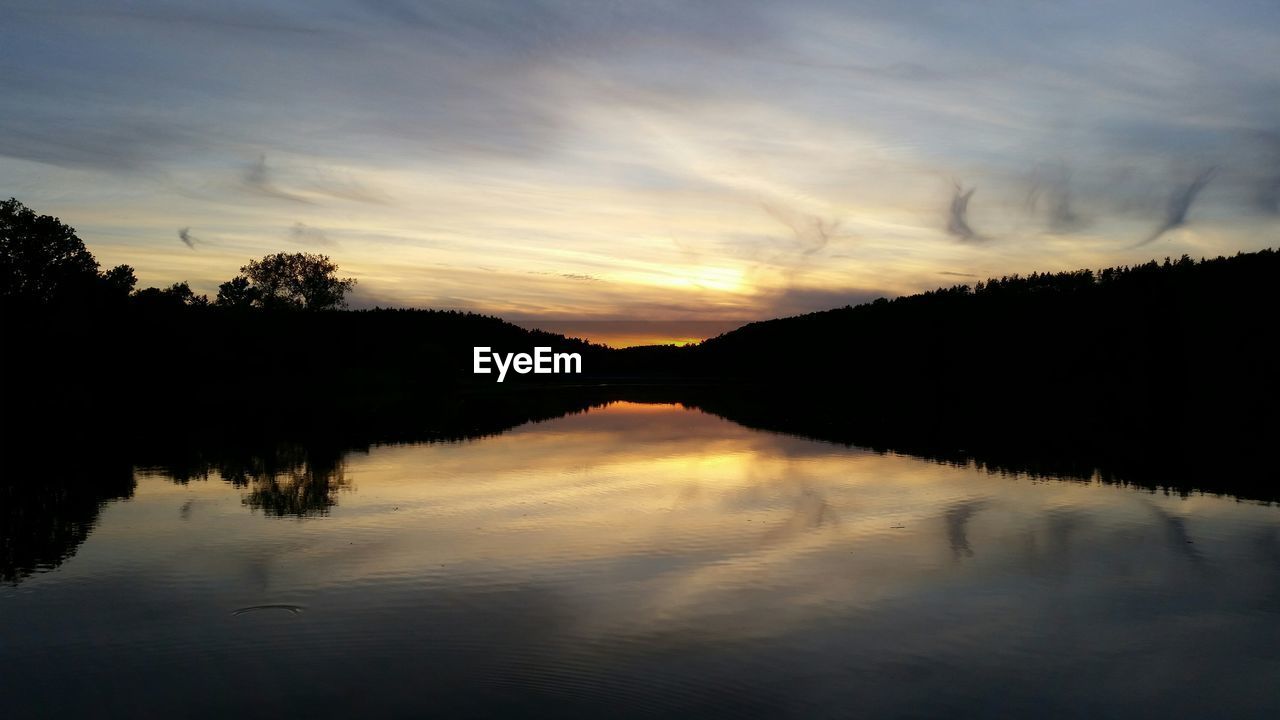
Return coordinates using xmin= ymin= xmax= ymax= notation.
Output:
xmin=3 ymin=1 xmax=1278 ymax=342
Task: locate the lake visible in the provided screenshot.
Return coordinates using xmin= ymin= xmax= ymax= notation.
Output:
xmin=2 ymin=401 xmax=1278 ymax=718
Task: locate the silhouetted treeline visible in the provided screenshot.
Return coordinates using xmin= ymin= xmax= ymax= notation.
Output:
xmin=685 ymin=250 xmax=1280 ymax=486
xmin=2 ymin=304 xmax=621 ymax=442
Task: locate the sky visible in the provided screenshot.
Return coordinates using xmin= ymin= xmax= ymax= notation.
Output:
xmin=3 ymin=1 xmax=1278 ymax=343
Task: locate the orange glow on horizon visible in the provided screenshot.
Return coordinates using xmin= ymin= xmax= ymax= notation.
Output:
xmin=516 ymin=320 xmax=742 ymax=349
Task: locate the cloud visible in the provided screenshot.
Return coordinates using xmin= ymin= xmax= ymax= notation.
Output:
xmin=946 ymin=183 xmax=986 ymax=242
xmin=300 ymin=172 xmax=389 ymax=204
xmin=1247 ymin=134 xmax=1280 ymax=215
xmin=289 ymin=222 xmax=334 ymax=247
xmin=762 ymin=203 xmax=842 ymax=255
xmin=1025 ymin=163 xmax=1082 ymax=232
xmin=244 ymin=155 xmax=311 ymax=203
xmin=760 ymin=286 xmax=889 ymax=318
xmin=1256 ymin=175 xmax=1280 ymax=215
xmin=178 ymin=227 xmax=197 ymax=249
xmin=524 ymin=271 xmax=602 ymax=282
xmin=1136 ymin=167 xmax=1216 ymax=246
xmin=0 ymin=116 xmax=196 ymax=173
xmin=4 ymin=1 xmax=1280 ymax=316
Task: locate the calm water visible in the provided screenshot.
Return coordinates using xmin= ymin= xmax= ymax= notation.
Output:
xmin=3 ymin=402 xmax=1278 ymax=718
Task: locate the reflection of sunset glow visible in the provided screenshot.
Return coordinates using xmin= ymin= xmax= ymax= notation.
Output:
xmin=11 ymin=402 xmax=1278 ymax=718
xmin=593 ymin=401 xmax=684 ymax=414
xmin=126 ymin=401 xmax=1268 ymax=636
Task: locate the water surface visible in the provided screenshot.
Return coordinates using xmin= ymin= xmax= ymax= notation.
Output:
xmin=3 ymin=402 xmax=1278 ymax=718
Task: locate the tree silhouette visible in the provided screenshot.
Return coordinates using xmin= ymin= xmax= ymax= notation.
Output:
xmin=220 ymin=252 xmax=356 ymax=310
xmin=132 ymin=281 xmax=209 ymax=308
xmin=215 ymin=275 xmax=258 ymax=308
xmin=0 ymin=197 xmax=134 ymax=306
xmin=100 ymin=264 xmax=138 ymax=299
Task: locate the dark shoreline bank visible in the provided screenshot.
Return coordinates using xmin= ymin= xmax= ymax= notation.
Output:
xmin=5 ymin=380 xmax=1276 ymax=504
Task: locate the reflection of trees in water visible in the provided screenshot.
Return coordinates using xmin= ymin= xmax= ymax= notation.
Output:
xmin=233 ymin=446 xmax=351 ymax=518
xmin=153 ymin=443 xmax=352 ymax=518
xmin=1 ymin=462 xmax=135 ymax=584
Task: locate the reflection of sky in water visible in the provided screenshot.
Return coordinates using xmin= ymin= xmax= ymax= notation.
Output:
xmin=3 ymin=402 xmax=1278 ymax=718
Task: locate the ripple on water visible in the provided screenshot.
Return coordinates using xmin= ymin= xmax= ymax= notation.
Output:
xmin=230 ymin=604 xmax=305 ymax=616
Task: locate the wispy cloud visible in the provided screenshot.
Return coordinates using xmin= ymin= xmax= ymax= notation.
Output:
xmin=947 ymin=184 xmax=985 ymax=242
xmin=3 ymin=1 xmax=1279 ymax=318
xmin=289 ymin=222 xmax=334 ymax=247
xmin=244 ymin=155 xmax=311 ymax=204
xmin=762 ymin=203 xmax=842 ymax=256
xmin=1136 ymin=168 xmax=1216 ymax=246
xmin=1025 ymin=163 xmax=1082 ymax=232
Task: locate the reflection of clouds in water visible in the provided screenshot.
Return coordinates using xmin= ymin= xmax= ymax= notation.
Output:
xmin=336 ymin=404 xmax=1280 ymax=649
xmin=757 ymin=486 xmax=841 ymax=547
xmin=1146 ymin=501 xmax=1204 ymax=563
xmin=6 ymin=403 xmax=1280 ymax=716
xmin=943 ymin=498 xmax=987 ymax=559
xmin=1015 ymin=508 xmax=1090 ymax=577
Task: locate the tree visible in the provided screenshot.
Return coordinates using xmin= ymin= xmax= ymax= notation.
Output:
xmin=100 ymin=264 xmax=138 ymax=300
xmin=215 ymin=275 xmax=258 ymax=309
xmin=1 ymin=197 xmax=99 ymax=305
xmin=0 ymin=198 xmax=138 ymax=307
xmin=226 ymin=252 xmax=356 ymax=310
xmin=132 ymin=281 xmax=208 ymax=308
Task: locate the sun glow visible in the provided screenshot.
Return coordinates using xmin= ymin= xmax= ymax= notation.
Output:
xmin=662 ymin=266 xmax=748 ymax=294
